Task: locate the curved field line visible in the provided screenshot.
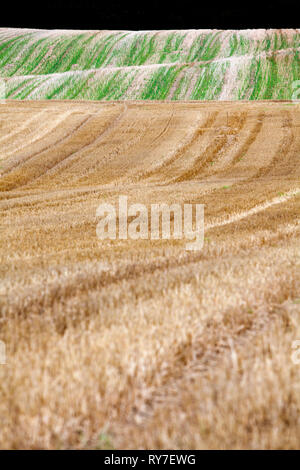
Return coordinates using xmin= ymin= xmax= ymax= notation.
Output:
xmin=1 ymin=114 xmax=96 ymax=189
xmin=172 ymin=135 xmax=231 ymax=183
xmin=0 ymin=110 xmax=47 ymax=145
xmin=199 ymin=112 xmax=266 ymax=188
xmin=206 ymin=188 xmax=300 ymax=230
xmin=4 ymin=186 xmax=299 ymax=318
xmin=21 ymin=112 xmax=115 ymax=187
xmin=68 ymin=107 xmax=168 ymax=185
xmin=133 ymin=111 xmax=219 ymax=183
xmin=253 ymin=111 xmax=295 ymax=179
xmin=147 ymin=105 xmax=175 ymax=148
xmin=3 ymin=112 xmax=89 ymax=162
xmin=0 ymin=109 xmax=70 ymax=158
xmin=171 ymin=112 xmax=249 ymax=183
xmin=0 ymin=110 xmax=76 ymax=169
xmin=25 ymin=104 xmax=128 ymax=186
xmin=276 ymin=112 xmax=300 ymax=177
xmin=0 ymin=111 xmax=81 ymax=177
xmin=202 ymin=113 xmax=260 ymax=178
xmin=225 ymin=112 xmax=265 ymax=169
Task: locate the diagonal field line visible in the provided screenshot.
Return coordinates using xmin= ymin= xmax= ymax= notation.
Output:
xmin=206 ymin=188 xmax=300 ymax=230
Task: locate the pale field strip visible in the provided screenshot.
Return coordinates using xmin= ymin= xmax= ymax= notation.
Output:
xmin=0 ymin=111 xmax=75 ymax=174
xmin=0 ymin=111 xmax=73 ymax=157
xmin=0 ymin=112 xmax=101 ymax=175
xmin=5 ymin=44 xmax=300 ymax=81
xmin=1 ymin=112 xmax=93 ymax=163
xmin=0 ymin=110 xmax=47 ymax=145
xmin=185 ymin=188 xmax=300 ymax=238
xmin=22 ymin=105 xmax=128 ymax=188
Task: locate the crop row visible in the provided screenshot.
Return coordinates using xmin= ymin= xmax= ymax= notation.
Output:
xmin=0 ymin=28 xmax=299 ymax=100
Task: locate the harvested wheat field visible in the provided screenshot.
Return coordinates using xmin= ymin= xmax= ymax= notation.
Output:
xmin=0 ymin=99 xmax=300 ymax=449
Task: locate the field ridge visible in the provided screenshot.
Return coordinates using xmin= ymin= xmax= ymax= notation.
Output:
xmin=0 ymin=28 xmax=299 ymax=100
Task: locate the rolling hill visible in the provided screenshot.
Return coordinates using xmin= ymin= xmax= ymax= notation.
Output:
xmin=0 ymin=28 xmax=299 ymax=100
xmin=1 ymin=26 xmax=300 ymax=449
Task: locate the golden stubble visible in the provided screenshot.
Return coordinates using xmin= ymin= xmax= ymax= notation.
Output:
xmin=0 ymin=100 xmax=299 ymax=449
